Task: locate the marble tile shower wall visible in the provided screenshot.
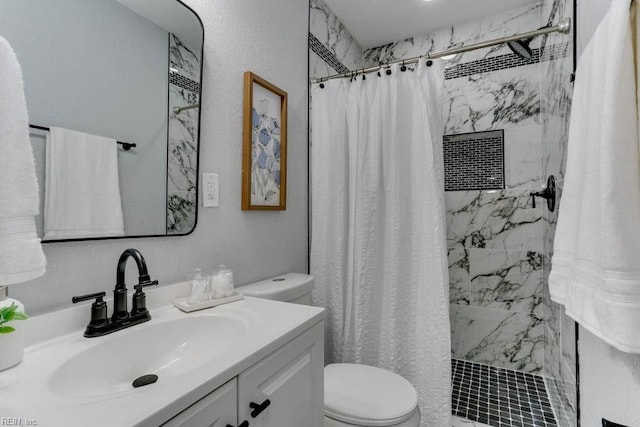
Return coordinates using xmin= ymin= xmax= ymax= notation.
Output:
xmin=363 ymin=4 xmax=550 ymax=374
xmin=540 ymin=0 xmax=577 ymax=422
xmin=308 ymin=0 xmax=575 ymax=387
xmin=309 ymin=0 xmax=364 ymax=79
xmin=167 ymin=34 xmax=200 ymax=234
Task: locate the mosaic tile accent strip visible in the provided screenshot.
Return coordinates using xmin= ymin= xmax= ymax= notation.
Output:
xmin=444 ymin=130 xmax=504 ymax=191
xmin=169 ymin=71 xmax=200 ymax=93
xmin=445 ymin=42 xmax=570 ymax=80
xmin=309 ymin=32 xmax=350 ymax=74
xmin=452 ymin=359 xmax=558 ymax=427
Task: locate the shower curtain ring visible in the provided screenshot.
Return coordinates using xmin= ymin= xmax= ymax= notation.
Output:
xmin=401 ymin=60 xmax=406 ymax=72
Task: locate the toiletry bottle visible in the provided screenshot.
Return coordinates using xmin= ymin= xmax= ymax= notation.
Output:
xmin=219 ymin=265 xmax=235 ymax=297
xmin=188 ymin=268 xmax=208 ymax=305
xmin=210 ymin=269 xmax=223 ymax=299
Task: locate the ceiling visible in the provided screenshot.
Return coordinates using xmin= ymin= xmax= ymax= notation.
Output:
xmin=321 ymin=0 xmax=540 ymax=49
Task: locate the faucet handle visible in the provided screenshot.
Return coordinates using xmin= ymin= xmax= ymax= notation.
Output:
xmin=72 ymin=291 xmax=106 ymax=304
xmin=131 ymin=280 xmax=158 ymax=317
xmin=72 ymin=292 xmax=108 ymax=326
xmin=134 ymin=280 xmax=159 ymax=292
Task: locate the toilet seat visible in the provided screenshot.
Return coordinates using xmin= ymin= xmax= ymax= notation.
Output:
xmin=324 ymin=364 xmax=419 ymax=426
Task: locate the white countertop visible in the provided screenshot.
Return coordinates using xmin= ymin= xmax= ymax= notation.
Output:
xmin=0 ymin=282 xmax=325 ymax=427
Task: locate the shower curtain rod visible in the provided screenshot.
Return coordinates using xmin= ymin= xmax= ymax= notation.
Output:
xmin=311 ymin=18 xmax=571 ymax=83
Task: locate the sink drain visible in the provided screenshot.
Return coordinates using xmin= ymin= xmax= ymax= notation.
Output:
xmin=132 ymin=374 xmax=158 ymax=388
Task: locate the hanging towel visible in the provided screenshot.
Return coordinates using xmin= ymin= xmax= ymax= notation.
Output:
xmin=549 ymin=0 xmax=640 ymax=353
xmin=0 ymin=36 xmax=46 ymax=284
xmin=44 ymin=128 xmax=125 ymax=240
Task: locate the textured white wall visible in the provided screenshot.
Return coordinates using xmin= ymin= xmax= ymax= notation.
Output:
xmin=576 ymin=1 xmax=640 ymax=426
xmin=10 ymin=0 xmax=309 ymax=315
xmin=581 ymin=329 xmax=640 ymax=426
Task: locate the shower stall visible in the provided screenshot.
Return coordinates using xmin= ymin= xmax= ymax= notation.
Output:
xmin=309 ymin=0 xmax=577 ymax=425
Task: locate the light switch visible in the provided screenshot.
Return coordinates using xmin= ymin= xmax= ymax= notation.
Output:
xmin=202 ymin=173 xmax=219 ymax=207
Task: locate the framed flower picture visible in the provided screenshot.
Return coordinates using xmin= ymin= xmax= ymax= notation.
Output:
xmin=242 ymin=72 xmax=288 ymax=210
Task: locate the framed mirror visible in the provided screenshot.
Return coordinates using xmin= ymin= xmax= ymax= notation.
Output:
xmin=0 ymin=0 xmax=203 ymax=241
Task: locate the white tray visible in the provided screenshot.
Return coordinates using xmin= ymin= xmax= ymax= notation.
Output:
xmin=173 ymin=292 xmax=244 ymax=313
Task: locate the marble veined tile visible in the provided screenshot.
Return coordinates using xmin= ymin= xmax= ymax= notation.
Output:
xmin=169 ymin=34 xmax=200 ymax=82
xmin=167 ymin=34 xmax=199 ymax=235
xmin=450 ymin=304 xmax=468 ymax=358
xmin=167 ymin=189 xmax=196 ymax=234
xmin=450 ymin=305 xmax=545 ymax=373
xmin=542 ymin=0 xmax=573 ymax=37
xmin=363 ymin=3 xmax=542 ymax=67
xmin=470 ymin=249 xmax=544 ymax=315
xmin=449 ymin=249 xmax=471 ymax=305
xmin=541 ymin=255 xmax=557 ymax=326
xmin=541 ymin=0 xmax=573 ymax=189
xmin=310 ymin=0 xmax=363 ymax=71
xmin=543 ymin=181 xmax=563 ymax=256
xmin=445 ymin=189 xmax=543 ymax=252
xmin=443 ymin=63 xmax=540 ymax=134
xmin=505 ymin=126 xmax=543 ymax=190
xmin=169 ymin=85 xmax=200 ymax=142
xmin=542 ymin=79 xmax=572 ymax=183
xmin=560 ymin=307 xmax=576 ymax=378
xmin=310 ymin=50 xmax=336 ymax=79
xmin=167 ymin=83 xmax=198 ymax=195
xmin=168 ymin=137 xmax=197 ymax=193
xmin=167 ymin=85 xmax=198 ymax=234
xmin=545 ymin=323 xmax=562 ymax=379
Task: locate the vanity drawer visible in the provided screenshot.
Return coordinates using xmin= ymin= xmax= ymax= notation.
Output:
xmin=162 ymin=378 xmax=237 ymax=427
xmin=237 ymin=322 xmax=324 ymax=427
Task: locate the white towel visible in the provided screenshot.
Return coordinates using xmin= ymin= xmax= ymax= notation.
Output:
xmin=0 ymin=37 xmax=46 ymax=284
xmin=44 ymin=128 xmax=125 ymax=240
xmin=549 ymin=0 xmax=640 ymax=353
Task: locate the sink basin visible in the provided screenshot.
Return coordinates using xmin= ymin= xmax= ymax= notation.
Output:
xmin=49 ymin=315 xmax=245 ymax=398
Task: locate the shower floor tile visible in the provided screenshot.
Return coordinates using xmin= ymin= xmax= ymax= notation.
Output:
xmin=452 ymin=359 xmax=558 ymax=427
xmin=452 ymin=415 xmax=492 ymax=426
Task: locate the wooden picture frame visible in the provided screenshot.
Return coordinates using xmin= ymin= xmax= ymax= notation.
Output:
xmin=242 ymin=72 xmax=288 ymax=210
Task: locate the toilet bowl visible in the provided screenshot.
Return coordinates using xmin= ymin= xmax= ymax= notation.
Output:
xmin=240 ymin=273 xmax=421 ymax=427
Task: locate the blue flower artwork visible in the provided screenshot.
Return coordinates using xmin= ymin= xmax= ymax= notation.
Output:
xmin=243 ymin=73 xmax=287 ymax=210
xmin=251 ymin=101 xmax=282 ymax=205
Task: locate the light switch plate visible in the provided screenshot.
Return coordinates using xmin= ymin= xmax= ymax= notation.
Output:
xmin=202 ymin=173 xmax=219 ymax=207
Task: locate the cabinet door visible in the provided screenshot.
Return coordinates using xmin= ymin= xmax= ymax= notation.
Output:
xmin=238 ymin=322 xmax=324 ymax=427
xmin=162 ymin=378 xmax=237 ymax=427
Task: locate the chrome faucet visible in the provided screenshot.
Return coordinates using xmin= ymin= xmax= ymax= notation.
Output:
xmin=72 ymin=248 xmax=158 ymax=337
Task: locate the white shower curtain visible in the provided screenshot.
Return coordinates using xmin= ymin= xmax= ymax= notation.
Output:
xmin=310 ymin=61 xmax=451 ymax=426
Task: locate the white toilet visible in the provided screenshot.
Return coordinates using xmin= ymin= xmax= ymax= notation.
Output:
xmin=240 ymin=273 xmax=421 ymax=427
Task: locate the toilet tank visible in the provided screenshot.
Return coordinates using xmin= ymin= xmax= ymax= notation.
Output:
xmin=239 ymin=273 xmax=314 ymax=305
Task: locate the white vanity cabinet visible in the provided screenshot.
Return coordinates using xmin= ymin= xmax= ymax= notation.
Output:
xmin=163 ymin=321 xmax=324 ymax=427
xmin=163 ymin=379 xmax=238 ymax=427
xmin=238 ymin=322 xmax=324 ymax=427
xmin=7 ymin=293 xmax=325 ymax=427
